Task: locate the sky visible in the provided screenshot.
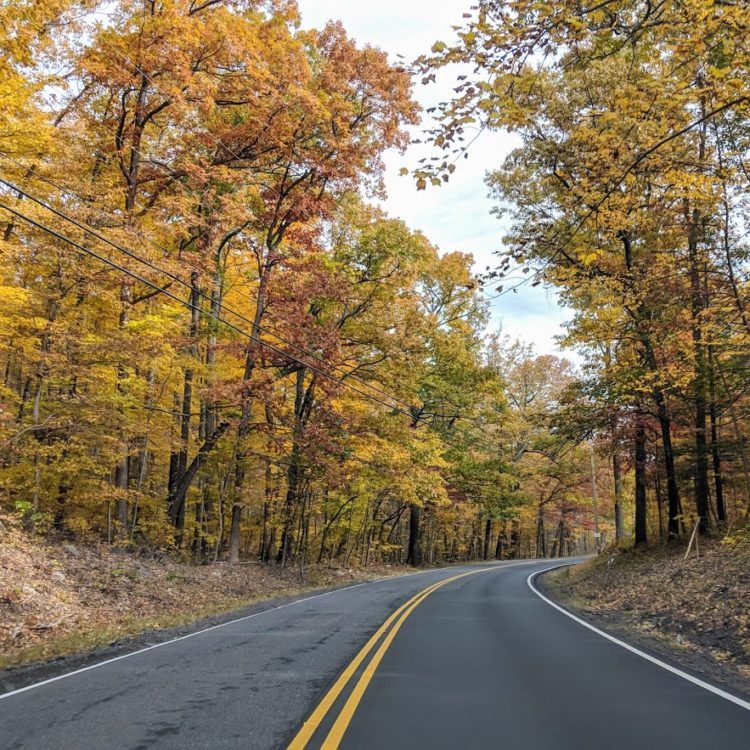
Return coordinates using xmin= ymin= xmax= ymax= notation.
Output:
xmin=297 ymin=0 xmax=573 ymax=358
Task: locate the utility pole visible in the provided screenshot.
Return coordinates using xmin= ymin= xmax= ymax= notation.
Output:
xmin=590 ymin=442 xmax=601 ymax=554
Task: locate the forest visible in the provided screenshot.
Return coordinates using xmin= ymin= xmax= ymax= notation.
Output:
xmin=1 ymin=0 xmax=749 ymax=574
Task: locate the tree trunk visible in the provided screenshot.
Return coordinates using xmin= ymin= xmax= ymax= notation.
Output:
xmin=260 ymin=464 xmax=273 ymax=562
xmin=590 ymin=444 xmax=601 ymax=553
xmin=229 ymin=261 xmax=273 ymax=560
xmin=637 ymin=333 xmax=681 ymax=536
xmin=228 ymin=502 xmax=242 ymax=564
xmin=510 ymin=519 xmax=521 ymax=559
xmin=535 ymin=505 xmax=547 ymax=558
xmin=494 ymin=522 xmax=504 ymax=559
xmin=168 ymin=421 xmax=229 ymax=529
xmin=277 ymin=370 xmax=315 ymax=564
xmin=628 ymin=228 xmax=681 ymax=538
xmin=655 ymin=398 xmax=682 ymax=538
xmin=114 ymin=280 xmax=131 ymax=539
xmin=634 ymin=418 xmax=648 ymax=546
xmin=654 ymin=461 xmax=665 ymax=541
xmin=707 ymin=346 xmax=726 ymax=523
xmin=114 ymin=446 xmax=129 ymax=533
xmin=551 ymin=518 xmax=563 ymax=558
xmin=483 ymin=516 xmax=491 ymax=560
xmin=693 ymin=390 xmax=711 ymax=534
xmin=612 ymin=444 xmax=625 ymax=543
xmin=689 ymin=208 xmax=710 ymax=534
xmin=54 ymin=475 xmax=69 ymax=531
xmin=406 ymin=503 xmax=421 ymax=566
xmin=714 ymin=352 xmax=750 ymax=516
xmin=167 ymin=271 xmax=201 ymax=532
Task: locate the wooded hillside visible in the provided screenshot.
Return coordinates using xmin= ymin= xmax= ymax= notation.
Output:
xmin=1 ymin=0 xmax=749 ymax=576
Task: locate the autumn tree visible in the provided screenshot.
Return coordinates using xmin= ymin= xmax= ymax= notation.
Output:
xmin=418 ymin=0 xmax=750 ymax=544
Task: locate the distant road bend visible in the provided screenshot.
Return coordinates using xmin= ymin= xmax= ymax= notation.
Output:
xmin=1 ymin=558 xmax=749 ymax=749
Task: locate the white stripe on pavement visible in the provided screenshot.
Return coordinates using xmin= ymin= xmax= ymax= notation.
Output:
xmin=528 ymin=566 xmax=750 ymax=712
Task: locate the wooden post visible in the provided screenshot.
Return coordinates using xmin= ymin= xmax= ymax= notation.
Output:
xmin=684 ymin=518 xmax=700 ymax=561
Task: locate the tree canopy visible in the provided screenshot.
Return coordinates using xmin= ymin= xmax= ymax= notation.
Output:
xmin=2 ymin=1 xmax=748 ymax=571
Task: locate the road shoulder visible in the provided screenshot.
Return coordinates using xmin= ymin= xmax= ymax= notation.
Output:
xmin=538 ymin=551 xmax=750 ymax=701
xmin=0 ymin=574 xmax=398 ymax=697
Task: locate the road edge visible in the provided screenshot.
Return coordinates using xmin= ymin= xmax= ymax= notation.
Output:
xmin=529 ymin=564 xmax=750 ymax=712
xmin=0 ymin=561 xmax=488 ymax=699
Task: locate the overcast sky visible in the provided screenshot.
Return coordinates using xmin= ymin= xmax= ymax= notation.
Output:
xmin=297 ymin=1 xmax=573 ymax=358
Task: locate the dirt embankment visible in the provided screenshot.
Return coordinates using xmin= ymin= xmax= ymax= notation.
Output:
xmin=0 ymin=514 xmax=407 ymax=671
xmin=542 ymin=537 xmax=750 ymax=696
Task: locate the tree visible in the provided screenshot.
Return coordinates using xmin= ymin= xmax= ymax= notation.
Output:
xmin=418 ymin=0 xmax=750 ymax=544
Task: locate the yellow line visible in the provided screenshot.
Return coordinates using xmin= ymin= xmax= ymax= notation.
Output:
xmin=286 ymin=567 xmax=491 ymax=750
xmin=285 ymin=576 xmax=447 ymax=750
xmin=321 ymin=569 xmax=489 ymax=749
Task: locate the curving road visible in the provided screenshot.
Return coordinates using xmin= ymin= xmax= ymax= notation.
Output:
xmin=1 ymin=558 xmax=748 ymax=749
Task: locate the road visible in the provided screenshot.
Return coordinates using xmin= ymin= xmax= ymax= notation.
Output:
xmin=1 ymin=558 xmax=748 ymax=749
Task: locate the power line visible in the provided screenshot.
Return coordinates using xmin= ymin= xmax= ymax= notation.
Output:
xmin=0 ymin=199 xmax=437 ymax=423
xmin=0 ymin=171 xmax=499 ymax=427
xmin=0 ymin=64 xmax=588 ymax=467
xmin=1 ymin=199 xmax=513 ymax=455
xmin=0 ymin=160 xmax=546 ymax=453
xmin=0 ymin=154 xmax=478 ymax=416
xmin=3 ymin=157 xmax=534 ymax=430
xmin=0 ymin=174 xmax=444 ymax=418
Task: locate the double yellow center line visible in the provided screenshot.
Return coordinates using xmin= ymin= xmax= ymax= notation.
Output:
xmin=287 ymin=567 xmax=493 ymax=750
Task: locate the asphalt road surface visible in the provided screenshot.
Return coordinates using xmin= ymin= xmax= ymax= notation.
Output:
xmin=1 ymin=558 xmax=749 ymax=749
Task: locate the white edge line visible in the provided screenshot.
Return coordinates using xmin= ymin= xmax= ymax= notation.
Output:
xmin=527 ymin=565 xmax=750 ymax=712
xmin=0 ymin=559 xmax=533 ymax=701
xmin=0 ymin=581 xmax=367 ymax=701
